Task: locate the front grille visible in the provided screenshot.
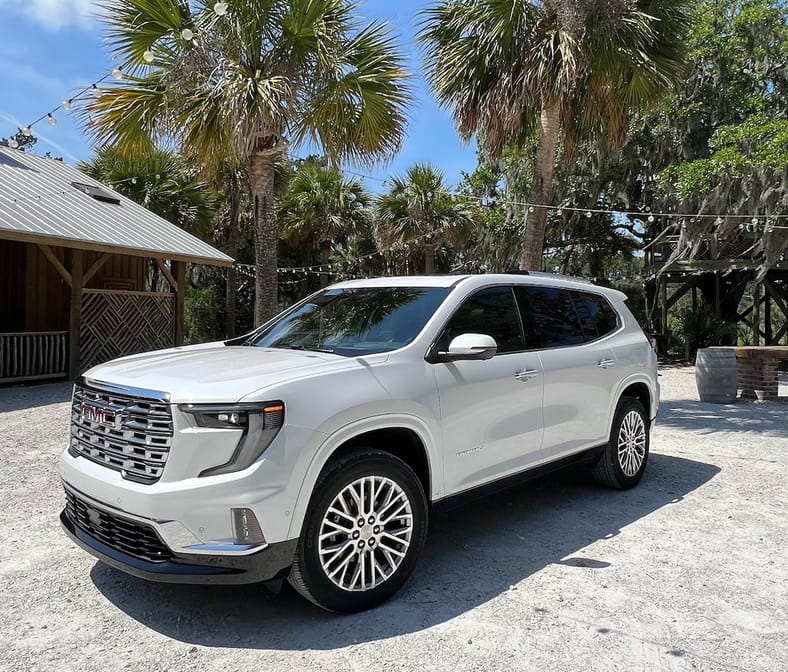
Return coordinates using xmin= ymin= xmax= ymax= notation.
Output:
xmin=65 ymin=488 xmax=170 ymax=563
xmin=69 ymin=383 xmax=173 ymax=484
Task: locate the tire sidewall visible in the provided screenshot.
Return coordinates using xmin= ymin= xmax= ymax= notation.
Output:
xmin=297 ymin=452 xmax=428 ymax=612
xmin=608 ymin=398 xmax=650 ymax=488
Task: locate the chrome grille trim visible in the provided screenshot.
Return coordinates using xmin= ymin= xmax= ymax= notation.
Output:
xmin=70 ymin=381 xmax=174 ymax=484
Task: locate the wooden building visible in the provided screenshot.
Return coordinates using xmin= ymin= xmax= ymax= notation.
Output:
xmin=644 ymin=224 xmax=788 ymax=350
xmin=0 ymin=147 xmax=232 ymax=383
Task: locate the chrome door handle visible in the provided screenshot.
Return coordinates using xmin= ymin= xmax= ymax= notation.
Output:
xmin=514 ymin=369 xmax=540 ymax=381
xmin=597 ymin=358 xmax=616 ymax=369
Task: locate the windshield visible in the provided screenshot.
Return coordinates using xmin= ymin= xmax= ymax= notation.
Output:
xmin=246 ymin=286 xmax=452 ymax=357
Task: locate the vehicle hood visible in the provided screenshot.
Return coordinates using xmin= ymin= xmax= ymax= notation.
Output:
xmin=82 ymin=343 xmax=368 ymax=403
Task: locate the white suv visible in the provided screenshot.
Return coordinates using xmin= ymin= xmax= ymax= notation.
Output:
xmin=59 ymin=273 xmax=658 ymax=612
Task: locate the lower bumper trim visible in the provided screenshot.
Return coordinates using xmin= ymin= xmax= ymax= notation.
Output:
xmin=61 ymin=509 xmax=297 ymax=585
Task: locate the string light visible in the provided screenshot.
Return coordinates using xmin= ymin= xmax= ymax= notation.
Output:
xmin=647 ymin=214 xmax=655 ymax=223
xmin=181 ymin=28 xmax=194 ymax=41
xmin=214 ymin=2 xmax=228 ymax=16
xmin=22 ymin=126 xmax=32 ymax=137
xmin=111 ymin=67 xmax=123 ymax=80
xmin=91 ymin=84 xmax=101 ymax=98
xmin=47 ymin=114 xmax=56 ymax=127
xmin=61 ymin=99 xmax=72 ymax=111
xmin=9 ymin=139 xmax=18 ymax=148
xmin=143 ymin=49 xmax=154 ymax=63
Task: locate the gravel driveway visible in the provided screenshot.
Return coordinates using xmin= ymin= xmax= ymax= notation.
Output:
xmin=1 ymin=367 xmax=786 ymax=672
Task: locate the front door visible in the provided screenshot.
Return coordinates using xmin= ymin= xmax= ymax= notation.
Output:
xmin=432 ymin=286 xmax=545 ymax=495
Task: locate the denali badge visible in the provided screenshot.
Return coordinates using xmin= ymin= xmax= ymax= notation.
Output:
xmin=81 ymin=403 xmax=117 ymax=428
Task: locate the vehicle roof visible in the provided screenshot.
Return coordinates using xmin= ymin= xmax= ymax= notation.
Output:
xmin=330 ymin=273 xmax=626 ymax=299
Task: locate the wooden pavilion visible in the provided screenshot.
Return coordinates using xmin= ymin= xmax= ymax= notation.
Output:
xmin=643 ymin=223 xmax=788 ymax=350
xmin=0 ymin=147 xmax=232 ymax=383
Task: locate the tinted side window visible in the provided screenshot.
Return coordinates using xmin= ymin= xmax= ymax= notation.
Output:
xmin=571 ymin=291 xmax=619 ymax=341
xmin=442 ymin=286 xmax=525 ymax=354
xmin=515 ymin=286 xmax=584 ymax=348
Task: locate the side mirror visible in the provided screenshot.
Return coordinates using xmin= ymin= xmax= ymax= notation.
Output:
xmin=440 ymin=333 xmax=498 ymax=361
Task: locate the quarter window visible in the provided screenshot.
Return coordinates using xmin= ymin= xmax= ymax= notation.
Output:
xmin=440 ymin=286 xmax=525 ymax=354
xmin=571 ymin=291 xmax=619 ymax=341
xmin=515 ymin=286 xmax=584 ymax=348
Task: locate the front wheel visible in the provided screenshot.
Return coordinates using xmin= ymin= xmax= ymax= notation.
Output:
xmin=288 ymin=449 xmax=428 ymax=612
xmin=592 ymin=397 xmax=650 ymax=489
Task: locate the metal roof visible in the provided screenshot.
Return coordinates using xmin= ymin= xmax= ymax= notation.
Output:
xmin=0 ymin=147 xmax=232 ymax=266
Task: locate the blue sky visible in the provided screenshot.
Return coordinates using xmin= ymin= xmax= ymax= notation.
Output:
xmin=0 ymin=0 xmax=478 ymax=189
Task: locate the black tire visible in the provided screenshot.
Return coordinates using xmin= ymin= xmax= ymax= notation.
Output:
xmin=288 ymin=448 xmax=429 ymax=613
xmin=592 ymin=397 xmax=650 ymax=489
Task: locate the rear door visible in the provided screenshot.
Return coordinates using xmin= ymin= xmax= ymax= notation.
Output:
xmin=433 ymin=286 xmax=544 ymax=495
xmin=515 ymin=285 xmax=617 ymax=460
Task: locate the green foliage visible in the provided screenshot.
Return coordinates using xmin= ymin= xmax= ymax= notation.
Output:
xmin=375 ymin=162 xmax=481 ymax=273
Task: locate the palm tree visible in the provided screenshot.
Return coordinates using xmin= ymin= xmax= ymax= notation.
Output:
xmin=278 ymin=159 xmax=371 ymax=282
xmin=375 ymin=163 xmax=478 ymax=274
xmin=419 ymin=0 xmax=690 ymax=270
xmin=84 ymin=0 xmax=411 ymax=324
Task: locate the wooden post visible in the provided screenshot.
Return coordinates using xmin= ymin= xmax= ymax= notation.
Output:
xmin=68 ymin=249 xmax=84 ymax=379
xmin=753 ymin=283 xmax=761 ymax=346
xmin=660 ymin=276 xmax=668 ymax=337
xmin=173 ymin=260 xmax=185 ymax=346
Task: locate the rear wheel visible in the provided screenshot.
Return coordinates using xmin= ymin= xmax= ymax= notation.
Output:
xmin=288 ymin=449 xmax=428 ymax=612
xmin=592 ymin=398 xmax=649 ymax=489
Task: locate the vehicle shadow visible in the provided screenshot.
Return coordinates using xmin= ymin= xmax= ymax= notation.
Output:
xmin=0 ymin=381 xmax=72 ymax=413
xmin=90 ymin=452 xmax=720 ymax=650
xmin=658 ymin=400 xmax=788 ymax=438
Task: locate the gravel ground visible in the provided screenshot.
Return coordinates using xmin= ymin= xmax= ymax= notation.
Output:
xmin=0 ymin=367 xmax=786 ymax=672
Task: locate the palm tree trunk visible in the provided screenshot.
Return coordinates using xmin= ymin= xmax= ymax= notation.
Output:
xmin=424 ymin=245 xmax=436 ymax=274
xmin=224 ymin=180 xmax=240 ymax=338
xmin=519 ymin=99 xmax=561 ymax=270
xmin=248 ymin=153 xmax=278 ymax=326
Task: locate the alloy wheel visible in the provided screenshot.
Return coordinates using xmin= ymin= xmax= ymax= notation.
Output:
xmin=617 ymin=410 xmax=647 ymax=477
xmin=318 ymin=475 xmax=413 ymax=592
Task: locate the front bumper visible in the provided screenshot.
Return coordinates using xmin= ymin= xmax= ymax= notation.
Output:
xmin=60 ymin=485 xmax=297 ymax=584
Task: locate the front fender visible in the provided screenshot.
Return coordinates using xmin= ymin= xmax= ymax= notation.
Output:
xmin=286 ymin=413 xmax=441 ymax=540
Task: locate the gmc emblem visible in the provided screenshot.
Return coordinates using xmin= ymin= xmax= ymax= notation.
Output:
xmin=81 ymin=403 xmax=117 ymax=428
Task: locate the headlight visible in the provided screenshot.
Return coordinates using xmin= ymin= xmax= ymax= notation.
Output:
xmin=179 ymin=402 xmax=284 ymax=476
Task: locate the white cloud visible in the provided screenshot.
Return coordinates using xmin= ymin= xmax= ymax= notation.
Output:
xmin=0 ymin=0 xmax=97 ymax=32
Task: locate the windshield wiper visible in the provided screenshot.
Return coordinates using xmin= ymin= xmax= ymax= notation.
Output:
xmin=273 ymin=344 xmax=336 ymax=354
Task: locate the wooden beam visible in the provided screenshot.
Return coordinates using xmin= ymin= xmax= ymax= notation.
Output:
xmin=83 ymin=253 xmax=111 ymax=285
xmin=173 ymin=260 xmax=185 ymax=346
xmin=1 ymin=229 xmax=232 ymax=267
xmin=68 ymin=249 xmax=84 ymax=379
xmin=664 ymin=278 xmax=696 ymax=312
xmin=37 ymin=244 xmax=71 ymax=286
xmin=753 ymin=283 xmax=761 ymax=346
xmin=155 ymin=257 xmax=178 ymax=292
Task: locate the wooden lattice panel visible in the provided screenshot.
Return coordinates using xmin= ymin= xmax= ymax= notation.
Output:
xmin=80 ymin=290 xmax=175 ymax=372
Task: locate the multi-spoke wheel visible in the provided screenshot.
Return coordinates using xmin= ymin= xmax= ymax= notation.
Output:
xmin=289 ymin=449 xmax=428 ymax=612
xmin=592 ymin=398 xmax=650 ymax=489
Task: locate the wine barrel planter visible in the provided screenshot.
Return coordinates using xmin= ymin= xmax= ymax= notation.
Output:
xmin=695 ymin=348 xmax=738 ymax=403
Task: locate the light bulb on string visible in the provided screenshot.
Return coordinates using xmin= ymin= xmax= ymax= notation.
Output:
xmin=181 ymin=28 xmax=194 ymax=41
xmin=9 ymin=139 xmax=18 ymax=148
xmin=92 ymin=84 xmax=101 ymax=98
xmin=143 ymin=49 xmax=154 ymax=63
xmin=751 ymin=217 xmax=758 ymax=226
xmin=22 ymin=126 xmax=32 ymax=137
xmin=214 ymin=2 xmax=228 ymax=16
xmin=528 ymin=206 xmax=534 ymax=213
xmin=61 ymin=99 xmax=73 ymax=111
xmin=47 ymin=114 xmax=57 ymax=127
xmin=585 ymin=210 xmax=592 ymax=218
xmin=112 ymin=67 xmax=123 ymax=79
xmin=715 ymin=217 xmax=724 ymax=226
xmin=647 ymin=214 xmax=655 ymax=223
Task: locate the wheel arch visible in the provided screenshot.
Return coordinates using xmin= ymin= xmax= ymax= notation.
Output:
xmin=286 ymin=415 xmax=439 ymax=540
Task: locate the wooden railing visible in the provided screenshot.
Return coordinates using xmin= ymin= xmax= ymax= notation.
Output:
xmin=0 ymin=331 xmax=68 ymax=383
